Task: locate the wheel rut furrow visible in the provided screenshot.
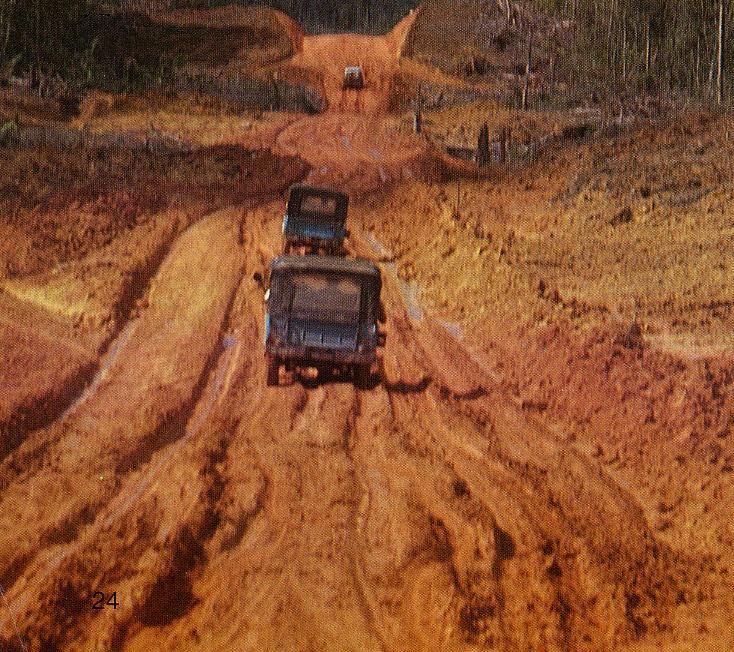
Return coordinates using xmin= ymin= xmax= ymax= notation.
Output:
xmin=0 ymin=215 xmax=188 ymax=472
xmin=4 ymin=266 xmax=251 ymax=649
xmin=343 ymin=392 xmax=392 ymax=652
xmin=366 ymin=260 xmax=695 ymax=649
xmin=0 ymin=209 xmax=253 ymax=649
xmin=469 ymin=390 xmax=687 ymax=641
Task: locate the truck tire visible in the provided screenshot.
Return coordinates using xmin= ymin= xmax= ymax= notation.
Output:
xmin=353 ymin=363 xmax=371 ymax=389
xmin=266 ymin=358 xmax=280 ymax=386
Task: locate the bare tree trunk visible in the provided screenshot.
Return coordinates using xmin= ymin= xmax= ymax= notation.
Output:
xmin=606 ymin=0 xmax=616 ymax=69
xmin=645 ymin=15 xmax=651 ymax=75
xmin=413 ymin=84 xmax=422 ymax=133
xmin=621 ymin=15 xmax=627 ymax=82
xmin=500 ymin=0 xmax=510 ymax=23
xmin=477 ymin=123 xmax=490 ymax=167
xmin=717 ymin=0 xmax=725 ymax=104
xmin=413 ymin=109 xmax=422 ymax=134
xmin=522 ymin=31 xmax=532 ymax=110
xmin=1 ymin=0 xmax=17 ymax=64
xmin=669 ymin=12 xmax=678 ymax=91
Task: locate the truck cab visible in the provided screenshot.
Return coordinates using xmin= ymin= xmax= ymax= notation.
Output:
xmin=342 ymin=66 xmax=365 ymax=91
xmin=282 ymin=184 xmax=349 ymax=255
xmin=264 ymin=255 xmax=386 ymax=387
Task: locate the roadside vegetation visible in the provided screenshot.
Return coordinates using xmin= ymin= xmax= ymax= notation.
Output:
xmin=113 ymin=0 xmax=422 ymax=33
xmin=0 ymin=1 xmax=314 ymax=112
xmin=533 ymin=0 xmax=733 ymax=107
xmin=406 ymin=0 xmax=732 ymax=113
xmin=1 ymin=1 xmax=730 ymax=117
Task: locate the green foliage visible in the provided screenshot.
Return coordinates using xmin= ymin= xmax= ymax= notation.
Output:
xmin=2 ymin=0 xmax=727 ymax=107
xmin=169 ymin=0 xmax=421 ymax=34
xmin=0 ymin=0 xmax=88 ymax=72
xmin=531 ymin=0 xmax=733 ymax=102
xmin=0 ymin=120 xmax=19 ymax=146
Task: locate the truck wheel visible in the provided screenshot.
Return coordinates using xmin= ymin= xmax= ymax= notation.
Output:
xmin=353 ymin=363 xmax=371 ymax=389
xmin=266 ymin=358 xmax=280 ymax=386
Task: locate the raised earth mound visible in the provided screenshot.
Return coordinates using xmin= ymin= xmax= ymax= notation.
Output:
xmin=0 ymin=3 xmax=733 ymax=651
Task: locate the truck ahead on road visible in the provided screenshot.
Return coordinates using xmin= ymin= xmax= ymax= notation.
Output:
xmin=264 ymin=255 xmax=386 ymax=387
xmin=282 ymin=184 xmax=349 ymax=255
xmin=342 ymin=66 xmax=365 ymax=91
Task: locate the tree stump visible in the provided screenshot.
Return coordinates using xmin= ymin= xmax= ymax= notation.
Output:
xmin=497 ymin=127 xmax=507 ymax=163
xmin=414 ymin=109 xmax=422 ymax=134
xmin=476 ymin=122 xmax=490 ymax=166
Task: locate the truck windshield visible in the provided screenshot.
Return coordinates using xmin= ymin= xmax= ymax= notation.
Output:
xmin=290 ymin=273 xmax=361 ymax=324
xmin=300 ymin=195 xmax=338 ymax=217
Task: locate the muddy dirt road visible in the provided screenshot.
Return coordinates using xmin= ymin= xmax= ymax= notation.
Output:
xmin=0 ymin=11 xmax=730 ymax=652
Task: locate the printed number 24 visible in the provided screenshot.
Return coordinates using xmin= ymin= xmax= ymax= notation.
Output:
xmin=92 ymin=592 xmax=118 ymax=610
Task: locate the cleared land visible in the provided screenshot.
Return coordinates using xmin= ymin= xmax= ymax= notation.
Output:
xmin=1 ymin=4 xmax=733 ymax=651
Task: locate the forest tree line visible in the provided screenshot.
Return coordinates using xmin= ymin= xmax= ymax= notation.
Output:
xmin=0 ymin=0 xmax=731 ymax=105
xmin=528 ymin=0 xmax=732 ymax=103
xmin=167 ymin=0 xmax=420 ymax=33
xmin=0 ymin=0 xmax=87 ymax=79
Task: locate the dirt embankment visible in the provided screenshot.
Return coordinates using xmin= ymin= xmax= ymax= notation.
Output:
xmin=1 ymin=6 xmax=734 ymax=652
xmin=279 ymin=9 xmax=417 ymax=115
xmin=0 ymin=121 xmax=308 ymax=486
xmin=0 ymin=210 xmax=246 ymax=648
xmin=64 ymin=5 xmax=319 ymax=112
xmin=402 ymin=0 xmax=565 ymax=83
xmin=350 ymin=109 xmax=734 ymax=649
xmin=0 ymin=138 xmax=306 ymax=279
xmin=0 ymin=195 xmax=703 ymax=652
xmin=83 ymin=5 xmax=297 ymax=75
xmin=268 ymin=11 xmax=465 ymax=195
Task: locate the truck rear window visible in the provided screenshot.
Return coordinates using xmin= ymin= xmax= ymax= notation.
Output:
xmin=290 ymin=274 xmax=361 ymax=324
xmin=300 ymin=195 xmax=338 ymax=216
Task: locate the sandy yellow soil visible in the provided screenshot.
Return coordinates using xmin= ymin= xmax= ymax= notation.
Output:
xmin=1 ymin=8 xmax=734 ymax=652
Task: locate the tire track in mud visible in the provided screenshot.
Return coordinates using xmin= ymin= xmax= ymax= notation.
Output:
xmin=116 ymin=202 xmax=519 ymax=650
xmin=2 ymin=187 xmax=695 ymax=650
xmin=99 ymin=203 xmax=384 ymax=651
xmin=0 ymin=202 xmax=312 ymax=651
xmin=0 ymin=208 xmax=249 ymax=650
xmin=333 ymin=225 xmax=698 ymax=649
xmin=2 ymin=100 xmax=713 ymax=649
xmin=183 ymin=386 xmax=378 ymax=651
xmin=167 ymin=202 xmax=552 ymax=649
xmin=0 ymin=191 xmax=295 ymax=478
xmin=0 ymin=219 xmax=191 ymax=601
xmin=340 ymin=393 xmax=392 ymax=652
xmin=23 ymin=274 xmax=251 ymax=651
xmin=0 ymin=216 xmax=182 ymax=474
xmin=45 ymin=161 xmax=698 ymax=651
xmin=0 ymin=355 xmax=98 ymax=467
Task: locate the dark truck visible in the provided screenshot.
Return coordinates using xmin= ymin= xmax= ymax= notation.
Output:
xmin=342 ymin=66 xmax=365 ymax=91
xmin=264 ymin=255 xmax=386 ymax=387
xmin=282 ymin=184 xmax=349 ymax=255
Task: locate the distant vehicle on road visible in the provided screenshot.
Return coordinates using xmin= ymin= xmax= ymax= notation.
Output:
xmin=342 ymin=66 xmax=365 ymax=91
xmin=264 ymin=255 xmax=386 ymax=387
xmin=282 ymin=184 xmax=349 ymax=255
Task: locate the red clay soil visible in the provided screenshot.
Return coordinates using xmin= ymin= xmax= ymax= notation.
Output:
xmin=348 ymin=109 xmax=734 ymax=650
xmin=0 ymin=293 xmax=98 ymax=461
xmin=0 ymin=195 xmax=703 ymax=651
xmin=0 ymin=211 xmax=244 ymax=643
xmin=271 ymin=11 xmax=455 ymax=194
xmin=1 ymin=8 xmax=733 ymax=652
xmin=0 ymin=133 xmax=308 ymax=553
